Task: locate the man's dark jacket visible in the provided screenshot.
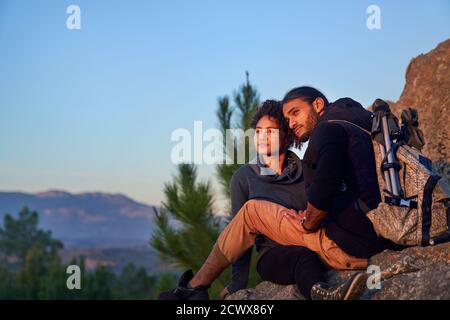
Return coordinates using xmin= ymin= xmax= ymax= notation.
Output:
xmin=302 ymin=98 xmax=393 ymax=259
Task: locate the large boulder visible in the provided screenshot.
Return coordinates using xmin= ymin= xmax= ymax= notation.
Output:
xmin=227 ymin=242 xmax=450 ymax=300
xmin=388 ymin=39 xmax=450 ymax=183
xmin=226 ymin=281 xmax=305 ymax=300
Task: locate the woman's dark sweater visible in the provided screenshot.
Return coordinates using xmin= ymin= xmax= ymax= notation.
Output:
xmin=227 ymin=150 xmax=308 ymax=293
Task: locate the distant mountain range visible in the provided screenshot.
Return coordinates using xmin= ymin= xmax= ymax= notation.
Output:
xmin=59 ymin=246 xmax=170 ymax=274
xmin=0 ymin=190 xmax=157 ymax=248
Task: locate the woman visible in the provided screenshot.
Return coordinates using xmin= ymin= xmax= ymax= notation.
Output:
xmin=219 ymin=99 xmax=326 ymax=299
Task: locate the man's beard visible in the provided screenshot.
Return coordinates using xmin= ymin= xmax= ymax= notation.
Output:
xmin=295 ymin=109 xmax=319 ymax=143
xmin=296 ymin=129 xmax=313 ymax=143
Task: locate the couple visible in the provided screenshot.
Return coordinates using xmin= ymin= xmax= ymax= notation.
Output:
xmin=159 ymin=86 xmax=396 ymax=300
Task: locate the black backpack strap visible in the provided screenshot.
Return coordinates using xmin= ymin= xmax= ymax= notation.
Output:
xmin=421 ymin=175 xmax=441 ymax=246
xmin=327 ymin=120 xmax=371 ymax=135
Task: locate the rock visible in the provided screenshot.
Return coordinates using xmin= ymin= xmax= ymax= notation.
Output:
xmin=227 ymin=242 xmax=450 ymax=300
xmin=387 ymin=39 xmax=450 ymax=183
xmin=226 ymin=282 xmax=304 ymax=300
xmin=368 ymin=262 xmax=450 ymax=300
xmin=369 ymin=240 xmax=450 ymax=270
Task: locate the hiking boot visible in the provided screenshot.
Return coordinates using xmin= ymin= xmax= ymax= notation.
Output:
xmin=157 ymin=270 xmax=210 ymax=300
xmin=310 ymin=272 xmax=368 ymax=300
xmin=158 ymin=244 xmax=230 ymax=300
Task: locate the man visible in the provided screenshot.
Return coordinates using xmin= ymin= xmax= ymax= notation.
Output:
xmin=282 ymin=86 xmax=391 ymax=260
xmin=159 ymin=87 xmax=392 ymax=300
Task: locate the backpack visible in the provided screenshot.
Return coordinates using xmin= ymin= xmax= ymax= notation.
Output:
xmin=367 ymin=135 xmax=450 ymax=246
xmin=329 ymin=103 xmax=450 ymax=246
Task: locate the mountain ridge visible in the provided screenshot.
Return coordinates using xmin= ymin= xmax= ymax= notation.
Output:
xmin=0 ymin=190 xmax=158 ymax=248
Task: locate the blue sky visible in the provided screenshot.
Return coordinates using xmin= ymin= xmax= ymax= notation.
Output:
xmin=0 ymin=0 xmax=449 ymax=208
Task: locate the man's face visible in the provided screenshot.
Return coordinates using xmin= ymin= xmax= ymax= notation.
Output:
xmin=283 ymin=98 xmax=320 ymax=143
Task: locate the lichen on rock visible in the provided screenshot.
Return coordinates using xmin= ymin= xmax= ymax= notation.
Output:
xmin=227 ymin=243 xmax=450 ymax=300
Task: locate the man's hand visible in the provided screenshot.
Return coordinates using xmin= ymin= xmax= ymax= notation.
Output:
xmin=284 ymin=204 xmax=328 ymax=233
xmin=219 ymin=287 xmax=231 ymax=300
xmin=284 ymin=209 xmax=306 ymax=229
xmin=302 ymin=202 xmax=328 ymax=233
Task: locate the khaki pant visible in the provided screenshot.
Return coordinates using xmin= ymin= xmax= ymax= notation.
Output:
xmin=217 ymin=199 xmax=368 ymax=270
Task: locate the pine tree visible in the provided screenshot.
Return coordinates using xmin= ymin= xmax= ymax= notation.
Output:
xmin=114 ymin=263 xmax=156 ymax=299
xmin=215 ymin=72 xmax=262 ymax=291
xmin=0 ymin=207 xmax=63 ymax=265
xmin=150 ymin=164 xmax=229 ymax=297
xmin=0 ymin=207 xmax=64 ymax=299
xmin=216 ymin=71 xmax=260 ymax=201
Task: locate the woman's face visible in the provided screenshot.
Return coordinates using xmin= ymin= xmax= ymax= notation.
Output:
xmin=254 ymin=115 xmax=284 ymax=156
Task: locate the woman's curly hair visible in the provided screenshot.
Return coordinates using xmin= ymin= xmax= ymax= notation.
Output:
xmin=250 ymin=99 xmax=294 ymax=153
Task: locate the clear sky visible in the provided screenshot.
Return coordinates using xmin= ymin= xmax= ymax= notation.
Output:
xmin=0 ymin=0 xmax=449 ymax=209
